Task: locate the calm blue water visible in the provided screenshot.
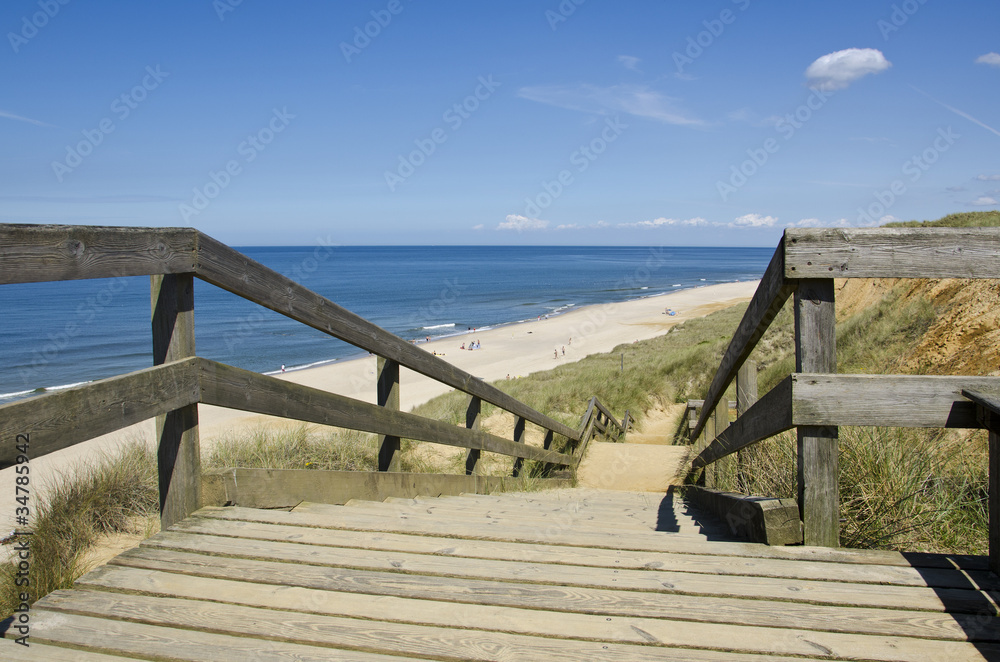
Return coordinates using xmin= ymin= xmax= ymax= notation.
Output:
xmin=0 ymin=246 xmax=770 ymax=401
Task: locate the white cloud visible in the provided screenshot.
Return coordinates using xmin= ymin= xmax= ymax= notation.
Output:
xmin=617 ymin=216 xmax=707 ymax=229
xmin=972 ymin=196 xmax=999 ymax=206
xmin=731 ymin=213 xmax=778 ymax=228
xmin=618 ymin=55 xmax=641 ymax=71
xmin=472 ymin=224 xmax=484 ymax=231
xmin=497 ymin=214 xmax=548 ymax=231
xmin=976 ymin=53 xmax=1000 ymax=67
xmin=805 ymin=48 xmax=891 ymax=92
xmin=0 ymin=110 xmax=54 ymax=127
xmin=555 ymin=223 xmax=582 ymax=230
xmin=517 ymin=84 xmax=704 ymax=126
xmin=977 ymin=174 xmax=1000 ymax=181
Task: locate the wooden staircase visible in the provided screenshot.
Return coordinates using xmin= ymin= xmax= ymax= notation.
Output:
xmin=12 ymin=487 xmax=1000 ymax=661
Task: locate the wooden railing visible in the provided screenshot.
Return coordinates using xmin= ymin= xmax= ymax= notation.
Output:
xmin=0 ymin=224 xmax=622 ymax=528
xmin=689 ymin=227 xmax=1000 ymax=559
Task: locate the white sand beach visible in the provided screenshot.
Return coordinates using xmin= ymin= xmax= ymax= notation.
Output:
xmin=0 ymin=280 xmax=758 ymax=531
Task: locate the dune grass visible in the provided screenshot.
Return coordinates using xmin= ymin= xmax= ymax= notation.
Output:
xmin=0 ymin=440 xmax=158 ymax=617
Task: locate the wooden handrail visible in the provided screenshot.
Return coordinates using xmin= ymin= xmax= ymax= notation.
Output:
xmin=0 ymin=224 xmax=578 ymax=444
xmin=691 ymin=226 xmax=1000 ymax=548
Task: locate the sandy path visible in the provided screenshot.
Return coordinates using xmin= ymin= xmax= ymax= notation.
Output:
xmin=0 ymin=280 xmax=758 ymax=531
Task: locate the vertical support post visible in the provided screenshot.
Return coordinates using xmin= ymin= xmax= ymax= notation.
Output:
xmin=736 ymin=361 xmax=758 ymax=493
xmin=991 ymin=428 xmax=1000 ymax=576
xmin=714 ymin=403 xmax=731 ymax=490
xmin=512 ymin=416 xmax=527 ymax=477
xmin=376 ymin=357 xmax=401 ymax=472
xmin=464 ymin=396 xmax=482 ymax=475
xmin=794 ymin=279 xmax=838 ymax=547
xmin=151 ymin=274 xmax=199 ymax=530
xmin=704 ymin=409 xmax=717 ymax=488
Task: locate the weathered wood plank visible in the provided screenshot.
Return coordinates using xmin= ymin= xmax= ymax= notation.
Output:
xmin=201 ymin=467 xmax=571 ymax=509
xmin=686 ymin=486 xmax=802 ymax=546
xmin=0 ymin=359 xmax=200 ymax=469
xmin=151 ymin=273 xmax=200 ymax=530
xmin=693 ymin=376 xmax=793 ymax=469
xmin=27 ymin=609 xmax=423 ymax=662
xmin=194 ymin=232 xmax=579 ymax=442
xmin=795 ymin=278 xmax=838 ymax=548
xmin=795 ymin=375 xmax=1000 ymax=428
xmin=785 ymin=227 xmax=1000 ymax=279
xmin=0 ymin=224 xmax=197 ymax=284
xmin=36 ymin=589 xmax=829 ymax=662
xmin=197 ymin=359 xmax=574 ymax=466
xmin=736 ymin=361 xmax=758 ymax=490
xmin=77 ymin=564 xmax=995 ymax=662
xmin=376 ymin=357 xmax=400 ymax=472
xmin=692 ymin=240 xmax=794 ymax=442
xmin=138 ymin=529 xmax=990 ymax=613
xmin=199 ymin=505 xmax=989 ymax=572
xmin=170 ymin=514 xmax=997 ymax=590
xmin=109 ymin=545 xmax=1000 ymax=642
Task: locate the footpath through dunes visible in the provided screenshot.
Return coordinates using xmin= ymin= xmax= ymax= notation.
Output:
xmin=15 ymin=487 xmax=1000 ymax=661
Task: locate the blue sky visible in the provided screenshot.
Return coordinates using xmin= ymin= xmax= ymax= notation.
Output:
xmin=2 ymin=1 xmax=998 ymax=246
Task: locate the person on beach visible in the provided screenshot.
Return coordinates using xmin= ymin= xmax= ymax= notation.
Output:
xmin=280 ymin=364 xmax=285 ymax=373
xmin=554 ymin=349 xmax=558 ymax=359
xmin=561 ymin=346 xmax=565 ymax=356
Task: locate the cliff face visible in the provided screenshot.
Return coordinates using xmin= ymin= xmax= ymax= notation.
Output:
xmin=836 ymin=277 xmax=1000 ymax=377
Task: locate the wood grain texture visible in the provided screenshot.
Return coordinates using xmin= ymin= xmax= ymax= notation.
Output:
xmin=0 ymin=358 xmax=200 ymax=468
xmin=152 ymin=274 xmax=201 ymax=530
xmin=692 ymin=240 xmax=795 ymax=442
xmin=74 ymin=564 xmax=995 ymax=662
xmin=785 ymin=227 xmax=1000 ymax=279
xmin=195 ymin=232 xmax=579 ymax=442
xmin=795 ymin=375 xmax=1000 ymax=428
xmin=0 ymin=224 xmax=197 ymax=285
xmin=795 ymin=278 xmax=839 ymax=548
xmin=464 ymin=395 xmax=482 ymax=475
xmin=197 ymin=359 xmax=574 ymax=466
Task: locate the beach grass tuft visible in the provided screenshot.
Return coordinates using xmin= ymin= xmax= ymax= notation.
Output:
xmin=0 ymin=439 xmax=158 ymax=617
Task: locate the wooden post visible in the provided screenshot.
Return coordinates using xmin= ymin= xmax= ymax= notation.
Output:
xmin=376 ymin=357 xmax=401 ymax=472
xmin=512 ymin=416 xmax=527 ymax=477
xmin=794 ymin=279 xmax=839 ymax=547
xmin=736 ymin=361 xmax=758 ymax=493
xmin=704 ymin=409 xmax=717 ymax=488
xmin=962 ymin=390 xmax=1000 ymax=577
xmin=151 ymin=274 xmax=199 ymax=530
xmin=464 ymin=396 xmax=482 ymax=475
xmin=714 ymin=402 xmax=731 ymax=490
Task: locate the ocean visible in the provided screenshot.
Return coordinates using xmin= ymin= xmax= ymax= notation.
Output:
xmin=1 ymin=245 xmax=771 ymax=401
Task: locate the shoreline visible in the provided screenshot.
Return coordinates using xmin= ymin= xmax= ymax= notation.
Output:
xmin=0 ymin=279 xmax=759 ymax=531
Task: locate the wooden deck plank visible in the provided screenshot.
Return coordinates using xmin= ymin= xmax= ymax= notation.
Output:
xmin=0 ymin=641 xmax=145 ymax=661
xmin=140 ymin=529 xmax=995 ymax=614
xmin=170 ymin=514 xmax=997 ymax=590
xmin=75 ymin=564 xmax=996 ymax=662
xmin=108 ymin=546 xmax=1000 ymax=641
xmin=199 ymin=504 xmax=988 ymax=571
xmin=36 ymin=589 xmax=832 ymax=662
xmin=26 ymin=609 xmax=432 ymax=661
